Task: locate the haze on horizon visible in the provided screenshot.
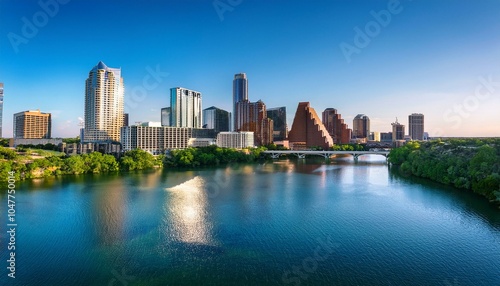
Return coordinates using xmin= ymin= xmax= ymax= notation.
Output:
xmin=1 ymin=0 xmax=499 ymax=138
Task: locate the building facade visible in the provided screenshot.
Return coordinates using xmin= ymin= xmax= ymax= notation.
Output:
xmin=409 ymin=113 xmax=424 ymax=140
xmin=235 ymin=99 xmax=273 ymax=146
xmin=267 ymin=107 xmax=288 ymax=142
xmin=203 ymin=106 xmax=231 ymax=133
xmin=288 ymin=102 xmax=334 ymax=150
xmin=84 ymin=61 xmax=124 ymax=142
xmin=161 ymin=107 xmax=171 ymax=126
xmin=392 ymin=119 xmax=405 ymax=141
xmin=322 ymin=108 xmax=352 ymax=144
xmin=0 ymin=83 xmax=3 ymax=138
xmin=13 ymin=110 xmax=51 ymax=139
xmin=353 ymin=114 xmax=370 ymax=139
xmin=170 ymin=87 xmax=202 ymax=128
xmin=233 ymin=73 xmax=248 ymax=130
xmin=216 ymin=132 xmax=254 ymax=149
xmin=121 ymin=126 xmax=215 ymax=154
xmin=123 ymin=113 xmax=129 ymax=127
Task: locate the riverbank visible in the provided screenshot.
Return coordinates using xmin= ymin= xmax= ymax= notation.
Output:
xmin=388 ymin=139 xmax=500 ymax=206
xmin=0 ymin=146 xmax=266 ymax=182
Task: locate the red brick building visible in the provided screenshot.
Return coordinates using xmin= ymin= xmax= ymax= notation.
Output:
xmin=288 ymin=102 xmax=334 ymax=150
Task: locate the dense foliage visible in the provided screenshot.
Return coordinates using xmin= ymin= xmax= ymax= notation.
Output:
xmin=166 ymin=145 xmax=266 ymax=167
xmin=0 ymin=145 xmax=259 ymax=181
xmin=389 ymin=139 xmax=500 ymax=205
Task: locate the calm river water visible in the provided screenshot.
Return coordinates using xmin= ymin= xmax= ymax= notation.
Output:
xmin=1 ymin=156 xmax=499 ymax=285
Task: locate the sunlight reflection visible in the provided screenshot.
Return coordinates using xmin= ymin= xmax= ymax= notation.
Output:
xmin=165 ymin=176 xmax=214 ymax=245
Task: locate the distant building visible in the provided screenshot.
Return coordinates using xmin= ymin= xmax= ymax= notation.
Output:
xmin=13 ymin=138 xmax=62 ymax=147
xmin=288 ymin=102 xmax=333 ymax=150
xmin=267 ymin=106 xmax=288 ymax=141
xmin=216 ymin=132 xmax=254 ymax=149
xmin=380 ymin=132 xmax=393 ymax=142
xmin=391 ymin=119 xmax=405 ymax=141
xmin=170 ymin=87 xmax=202 ymax=128
xmin=233 ymin=73 xmax=248 ymax=130
xmin=188 ymin=138 xmax=216 ymax=147
xmin=409 ymin=113 xmax=424 ymax=140
xmin=353 ymin=114 xmax=370 ymax=139
xmin=161 ymin=107 xmax=171 ymax=126
xmin=370 ymin=131 xmax=381 ymax=142
xmin=203 ymin=106 xmax=231 ymax=133
xmin=0 ymin=83 xmax=3 ymax=137
xmin=84 ymin=61 xmax=124 ymax=142
xmin=123 ymin=113 xmax=129 ymax=127
xmin=120 ymin=126 xmax=215 ymax=154
xmin=141 ymin=121 xmax=161 ymax=127
xmin=235 ymin=99 xmax=273 ymax=146
xmin=322 ymin=108 xmax=352 ymax=144
xmin=13 ymin=110 xmax=51 ymax=139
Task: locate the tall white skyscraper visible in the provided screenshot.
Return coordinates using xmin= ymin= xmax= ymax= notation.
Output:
xmin=170 ymin=87 xmax=202 ymax=128
xmin=0 ymin=83 xmax=3 ymax=138
xmin=84 ymin=61 xmax=124 ymax=142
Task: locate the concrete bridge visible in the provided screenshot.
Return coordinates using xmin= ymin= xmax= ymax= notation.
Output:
xmin=262 ymin=150 xmax=390 ymax=161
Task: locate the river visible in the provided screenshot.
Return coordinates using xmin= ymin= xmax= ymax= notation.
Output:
xmin=1 ymin=155 xmax=499 ymax=285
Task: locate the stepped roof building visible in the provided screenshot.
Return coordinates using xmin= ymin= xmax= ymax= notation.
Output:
xmin=288 ymin=102 xmax=334 ymax=150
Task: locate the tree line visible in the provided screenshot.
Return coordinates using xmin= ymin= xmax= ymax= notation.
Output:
xmin=0 ymin=146 xmax=266 ymax=181
xmin=389 ymin=139 xmax=500 ymax=205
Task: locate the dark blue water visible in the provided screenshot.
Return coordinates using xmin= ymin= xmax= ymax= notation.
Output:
xmin=1 ymin=156 xmax=499 ymax=285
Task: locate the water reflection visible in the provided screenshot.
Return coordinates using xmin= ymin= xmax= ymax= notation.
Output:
xmin=165 ymin=176 xmax=215 ymax=245
xmin=91 ymin=179 xmax=126 ymax=245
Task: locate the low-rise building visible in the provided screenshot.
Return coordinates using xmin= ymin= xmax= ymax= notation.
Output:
xmin=216 ymin=132 xmax=254 ymax=149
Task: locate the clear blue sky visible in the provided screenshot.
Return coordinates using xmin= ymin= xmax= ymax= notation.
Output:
xmin=1 ymin=0 xmax=499 ymax=138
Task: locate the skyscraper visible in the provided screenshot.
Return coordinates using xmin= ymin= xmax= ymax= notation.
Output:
xmin=353 ymin=114 xmax=370 ymax=139
xmin=409 ymin=113 xmax=424 ymax=140
xmin=13 ymin=110 xmax=51 ymax=139
xmin=0 ymin=83 xmax=3 ymax=138
xmin=392 ymin=118 xmax=405 ymax=141
xmin=233 ymin=73 xmax=248 ymax=130
xmin=84 ymin=61 xmax=124 ymax=142
xmin=235 ymin=99 xmax=273 ymax=146
xmin=267 ymin=107 xmax=288 ymax=141
xmin=170 ymin=87 xmax=202 ymax=128
xmin=203 ymin=106 xmax=231 ymax=133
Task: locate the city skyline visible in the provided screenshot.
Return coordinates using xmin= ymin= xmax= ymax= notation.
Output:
xmin=1 ymin=0 xmax=500 ymax=138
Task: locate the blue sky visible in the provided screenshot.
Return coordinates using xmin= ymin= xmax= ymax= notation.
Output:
xmin=1 ymin=0 xmax=499 ymax=138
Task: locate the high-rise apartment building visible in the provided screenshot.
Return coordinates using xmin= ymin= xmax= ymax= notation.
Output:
xmin=161 ymin=107 xmax=171 ymax=126
xmin=84 ymin=61 xmax=124 ymax=142
xmin=322 ymin=108 xmax=352 ymax=144
xmin=392 ymin=119 xmax=405 ymax=141
xmin=267 ymin=107 xmax=288 ymax=142
xmin=409 ymin=113 xmax=424 ymax=140
xmin=0 ymin=83 xmax=3 ymax=138
xmin=288 ymin=102 xmax=333 ymax=150
xmin=235 ymin=99 xmax=273 ymax=146
xmin=13 ymin=110 xmax=51 ymax=139
xmin=233 ymin=73 xmax=248 ymax=130
xmin=353 ymin=114 xmax=370 ymax=139
xmin=203 ymin=106 xmax=230 ymax=133
xmin=170 ymin=87 xmax=202 ymax=128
